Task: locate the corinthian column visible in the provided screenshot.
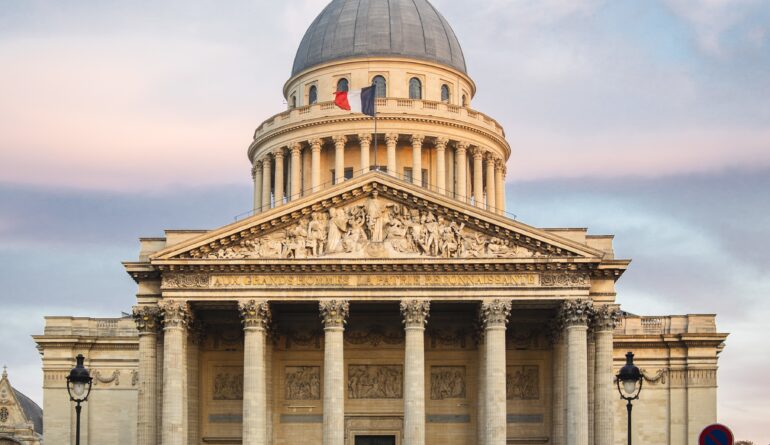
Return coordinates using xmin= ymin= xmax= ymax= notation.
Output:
xmin=480 ymin=299 xmax=512 ymax=445
xmin=309 ymin=139 xmax=322 ymax=193
xmin=262 ymin=156 xmax=272 ymax=210
xmin=159 ymin=300 xmax=192 ymax=445
xmin=436 ymin=138 xmax=447 ymax=194
xmin=290 ymin=143 xmax=302 ymax=201
xmin=559 ymin=300 xmax=593 ymax=445
xmin=411 ymin=134 xmax=424 ymax=186
xmin=239 ymin=300 xmax=271 ymax=445
xmin=485 ymin=153 xmax=496 ymax=211
xmin=401 ymin=299 xmax=430 ymax=445
xmin=358 ymin=134 xmax=372 ymax=176
xmin=333 ymin=135 xmax=347 ymax=184
xmin=472 ymin=148 xmax=484 ymax=208
xmin=133 ymin=305 xmax=161 ymax=445
xmin=274 ymin=148 xmax=285 ymax=206
xmin=455 ymin=142 xmax=468 ymax=201
xmin=550 ymin=320 xmax=567 ymax=445
xmin=386 ymin=133 xmax=398 ymax=177
xmin=494 ymin=159 xmax=504 ymax=215
xmin=593 ymin=306 xmax=620 ymax=445
xmin=320 ymin=300 xmax=350 ymax=445
xmin=254 ymin=161 xmax=263 ymax=213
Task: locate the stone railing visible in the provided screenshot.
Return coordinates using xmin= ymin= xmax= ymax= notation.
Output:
xmin=43 ymin=316 xmax=138 ymax=337
xmin=253 ymin=98 xmax=506 ymax=141
xmin=614 ymin=314 xmax=718 ymax=335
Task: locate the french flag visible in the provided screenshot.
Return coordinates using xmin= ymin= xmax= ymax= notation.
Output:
xmin=335 ymin=86 xmax=376 ymax=117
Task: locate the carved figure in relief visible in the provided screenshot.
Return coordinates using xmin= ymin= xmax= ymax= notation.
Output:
xmin=213 ymin=372 xmax=244 ymax=401
xmin=285 ymin=367 xmax=321 ymax=400
xmin=200 ymin=197 xmax=539 ymax=260
xmin=430 ymin=367 xmax=466 ymax=400
xmin=348 ymin=365 xmax=403 ymax=399
xmin=506 ymin=365 xmax=539 ymax=400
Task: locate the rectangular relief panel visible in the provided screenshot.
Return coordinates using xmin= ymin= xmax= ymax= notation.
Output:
xmin=506 ymin=365 xmax=539 ymax=401
xmin=348 ymin=365 xmax=403 ymax=399
xmin=285 ymin=366 xmax=321 ymax=400
xmin=430 ymin=366 xmax=466 ymax=400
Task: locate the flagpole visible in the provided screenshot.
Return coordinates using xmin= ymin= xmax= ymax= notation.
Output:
xmin=373 ymin=82 xmax=378 ymax=172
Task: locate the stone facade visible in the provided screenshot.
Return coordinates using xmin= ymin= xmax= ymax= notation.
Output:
xmin=31 ymin=1 xmax=728 ymax=444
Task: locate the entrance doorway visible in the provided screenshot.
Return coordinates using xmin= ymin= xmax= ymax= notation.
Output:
xmin=354 ymin=435 xmax=396 ymax=445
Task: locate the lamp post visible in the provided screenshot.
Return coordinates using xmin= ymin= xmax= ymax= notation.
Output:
xmin=66 ymin=354 xmax=93 ymax=445
xmin=616 ymin=351 xmax=643 ymax=445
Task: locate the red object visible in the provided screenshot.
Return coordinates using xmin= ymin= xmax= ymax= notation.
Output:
xmin=335 ymin=91 xmax=351 ymax=111
xmin=698 ymin=424 xmax=734 ymax=445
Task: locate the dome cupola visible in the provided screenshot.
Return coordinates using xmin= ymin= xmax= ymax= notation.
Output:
xmin=292 ymin=0 xmax=467 ymax=77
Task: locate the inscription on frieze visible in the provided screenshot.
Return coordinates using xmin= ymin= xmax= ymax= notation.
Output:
xmin=348 ymin=365 xmax=403 ymax=399
xmin=506 ymin=365 xmax=540 ymax=400
xmin=430 ymin=366 xmax=466 ymax=400
xmin=285 ymin=366 xmax=321 ymax=400
xmin=213 ymin=371 xmax=243 ymax=401
xmin=204 ymin=273 xmax=541 ymax=288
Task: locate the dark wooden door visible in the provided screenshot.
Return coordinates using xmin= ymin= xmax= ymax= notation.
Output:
xmin=354 ymin=435 xmax=396 ymax=445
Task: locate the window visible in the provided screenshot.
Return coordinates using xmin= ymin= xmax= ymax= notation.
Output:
xmin=372 ymin=75 xmax=387 ymax=98
xmin=441 ymin=84 xmax=451 ymax=102
xmin=291 ymin=95 xmax=297 ymax=108
xmin=403 ymin=167 xmax=429 ymax=187
xmin=337 ymin=78 xmax=349 ymax=93
xmin=308 ymin=85 xmax=318 ymax=105
xmin=409 ymin=77 xmax=422 ymax=100
xmin=461 ymin=94 xmax=468 ymax=107
xmin=332 ymin=167 xmax=354 ymax=183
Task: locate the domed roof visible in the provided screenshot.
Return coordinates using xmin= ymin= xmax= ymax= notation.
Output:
xmin=292 ymin=0 xmax=467 ymax=76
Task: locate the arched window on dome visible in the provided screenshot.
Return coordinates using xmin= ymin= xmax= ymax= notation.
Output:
xmin=372 ymin=76 xmax=387 ymax=98
xmin=308 ymin=85 xmax=318 ymax=105
xmin=337 ymin=78 xmax=349 ymax=93
xmin=291 ymin=95 xmax=297 ymax=108
xmin=409 ymin=77 xmax=422 ymax=100
xmin=461 ymin=94 xmax=468 ymax=107
xmin=441 ymin=84 xmax=451 ymax=103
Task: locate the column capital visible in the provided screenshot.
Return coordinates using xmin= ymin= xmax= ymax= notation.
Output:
xmin=273 ymin=147 xmax=285 ymax=159
xmin=319 ymin=299 xmax=349 ymax=328
xmin=132 ymin=305 xmax=161 ymax=334
xmin=385 ymin=133 xmax=399 ymax=144
xmin=410 ymin=134 xmax=425 ymax=145
xmin=494 ymin=158 xmax=505 ymax=171
xmin=261 ymin=155 xmax=272 ymax=166
xmin=400 ymin=299 xmax=430 ymax=327
xmin=435 ymin=137 xmax=448 ymax=150
xmin=592 ymin=305 xmax=621 ymax=332
xmin=454 ymin=141 xmax=469 ymax=154
xmin=558 ymin=299 xmax=594 ymax=328
xmin=159 ymin=299 xmax=192 ymax=330
xmin=290 ymin=142 xmax=303 ymax=156
xmin=333 ymin=135 xmax=348 ymax=146
xmin=238 ymin=299 xmax=271 ymax=330
xmin=358 ymin=133 xmax=373 ymax=144
xmin=471 ymin=147 xmax=485 ymax=160
xmin=480 ymin=299 xmax=512 ymax=328
xmin=484 ymin=151 xmax=497 ymax=164
xmin=308 ymin=138 xmax=323 ymax=150
xmin=255 ymin=159 xmax=263 ymax=170
xmin=251 ymin=165 xmax=258 ymax=180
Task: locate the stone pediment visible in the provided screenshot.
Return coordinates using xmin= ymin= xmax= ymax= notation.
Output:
xmin=151 ymin=173 xmax=604 ymax=263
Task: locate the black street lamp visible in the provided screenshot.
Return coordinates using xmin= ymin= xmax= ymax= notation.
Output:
xmin=66 ymin=354 xmax=93 ymax=445
xmin=616 ymin=351 xmax=643 ymax=445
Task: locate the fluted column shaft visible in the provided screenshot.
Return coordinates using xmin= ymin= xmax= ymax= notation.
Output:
xmin=455 ymin=143 xmax=468 ymax=201
xmin=254 ymin=161 xmax=263 ymax=213
xmin=494 ymin=160 xmax=504 ymax=215
xmin=401 ymin=300 xmax=430 ymax=445
xmin=159 ymin=300 xmax=191 ymax=445
xmin=262 ymin=156 xmax=272 ymax=209
xmin=274 ymin=149 xmax=285 ymax=206
xmin=411 ymin=135 xmax=424 ymax=186
xmin=594 ymin=306 xmax=620 ymax=445
xmin=290 ymin=144 xmax=302 ymax=200
xmin=386 ymin=134 xmax=398 ymax=177
xmin=334 ymin=135 xmax=347 ymax=184
xmin=485 ymin=154 xmax=496 ymax=211
xmin=446 ymin=145 xmax=455 ymax=197
xmin=133 ymin=306 xmax=161 ymax=445
xmin=320 ymin=300 xmax=349 ymax=445
xmin=436 ymin=138 xmax=447 ymax=194
xmin=359 ymin=134 xmax=372 ymax=176
xmin=551 ymin=334 xmax=567 ymax=445
xmin=310 ymin=139 xmax=322 ymax=193
xmin=560 ymin=300 xmax=592 ymax=445
xmin=240 ymin=300 xmax=271 ymax=445
xmin=476 ymin=335 xmax=487 ymax=445
xmin=473 ymin=149 xmax=484 ymax=208
xmin=481 ymin=300 xmax=512 ymax=445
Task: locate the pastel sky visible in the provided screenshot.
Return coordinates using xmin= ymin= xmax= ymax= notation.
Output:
xmin=1 ymin=0 xmax=769 ymax=442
